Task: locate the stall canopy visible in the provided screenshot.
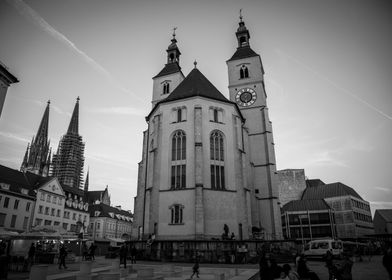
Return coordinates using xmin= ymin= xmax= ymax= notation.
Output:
xmin=0 ymin=228 xmax=19 ymax=239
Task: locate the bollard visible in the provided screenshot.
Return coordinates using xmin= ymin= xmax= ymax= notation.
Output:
xmin=29 ymin=265 xmax=48 ymax=280
xmin=80 ymin=261 xmax=93 ymax=274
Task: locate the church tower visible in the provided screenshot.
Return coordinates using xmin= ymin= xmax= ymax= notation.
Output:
xmin=51 ymin=97 xmax=85 ymax=189
xmin=151 ymin=29 xmax=185 ymax=106
xmin=21 ymin=100 xmax=51 ymax=176
xmin=227 ymin=15 xmax=282 ymax=238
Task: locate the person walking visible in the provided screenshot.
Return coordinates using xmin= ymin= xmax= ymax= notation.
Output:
xmin=130 ymin=245 xmax=137 ymax=264
xmin=335 ymin=252 xmax=353 ymax=280
xmin=325 ymin=249 xmax=334 ymax=280
xmin=89 ymin=243 xmax=96 ymax=261
xmin=383 ymin=245 xmax=392 ymax=280
xmin=297 ymin=255 xmax=320 ymax=280
xmin=58 ymin=245 xmax=68 ymax=269
xmin=119 ymin=244 xmax=128 ymax=268
xmin=28 ymin=243 xmax=36 ymax=267
xmin=190 ymin=258 xmax=200 ymax=279
xmin=82 ymin=243 xmax=88 ymax=261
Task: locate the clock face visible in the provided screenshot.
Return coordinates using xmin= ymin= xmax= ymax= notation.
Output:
xmin=235 ymin=88 xmax=257 ymax=107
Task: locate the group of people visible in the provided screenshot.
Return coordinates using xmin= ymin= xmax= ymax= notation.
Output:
xmin=82 ymin=243 xmax=97 ymax=261
xmin=119 ymin=244 xmax=138 ymax=268
xmin=259 ymin=252 xmax=302 ymax=280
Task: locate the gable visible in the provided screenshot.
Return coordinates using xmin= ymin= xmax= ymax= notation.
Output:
xmin=39 ymin=178 xmax=65 ymax=197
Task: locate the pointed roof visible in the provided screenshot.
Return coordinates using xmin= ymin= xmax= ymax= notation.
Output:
xmin=228 ymin=46 xmax=259 ymax=61
xmin=147 ymin=67 xmax=244 ymax=121
xmin=282 ymin=199 xmax=331 ymax=213
xmin=302 ymin=182 xmax=363 ymax=200
xmin=35 ymin=101 xmax=50 ymax=145
xmin=153 ymin=62 xmax=182 ymax=79
xmin=84 ymin=169 xmax=89 ymax=192
xmin=67 ymin=97 xmax=80 ymax=135
xmin=163 ymin=68 xmax=229 ymax=103
xmin=375 ymin=209 xmax=392 ymax=222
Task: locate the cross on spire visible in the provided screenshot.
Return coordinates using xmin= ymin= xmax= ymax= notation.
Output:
xmin=172 ymin=27 xmax=177 ymax=39
xmin=239 ymin=8 xmax=243 ymax=22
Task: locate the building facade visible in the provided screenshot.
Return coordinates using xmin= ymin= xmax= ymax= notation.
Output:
xmin=0 ymin=63 xmax=18 ymax=118
xmin=373 ymin=209 xmax=392 ymax=235
xmin=132 ymin=17 xmax=282 ymax=240
xmin=51 ymin=97 xmax=85 ymax=189
xmin=302 ymin=181 xmax=374 ymax=239
xmin=88 ymin=203 xmax=132 ymax=241
xmin=277 ymin=169 xmax=307 ymax=207
xmin=281 ymin=199 xmax=336 ymax=242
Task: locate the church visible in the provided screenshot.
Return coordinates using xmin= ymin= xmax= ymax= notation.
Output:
xmin=132 ymin=16 xmax=282 ymax=240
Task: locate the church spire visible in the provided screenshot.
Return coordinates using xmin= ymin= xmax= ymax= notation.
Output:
xmin=67 ymin=97 xmax=80 ymax=135
xmin=84 ymin=168 xmax=89 ymax=192
xmin=235 ymin=10 xmax=251 ymax=48
xmin=166 ymin=27 xmax=181 ymax=64
xmin=20 ymin=100 xmax=51 ymax=176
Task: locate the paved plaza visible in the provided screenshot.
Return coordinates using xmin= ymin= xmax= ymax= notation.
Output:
xmin=6 ymin=255 xmax=390 ymax=280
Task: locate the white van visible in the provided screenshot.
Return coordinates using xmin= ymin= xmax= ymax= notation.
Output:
xmin=303 ymin=239 xmax=343 ymax=258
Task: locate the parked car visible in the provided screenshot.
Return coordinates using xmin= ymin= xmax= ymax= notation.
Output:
xmin=303 ymin=239 xmax=343 ymax=258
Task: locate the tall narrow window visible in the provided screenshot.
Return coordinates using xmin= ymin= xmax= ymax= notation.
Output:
xmin=171 ymin=130 xmax=186 ymax=189
xmin=170 ymin=204 xmax=184 ymax=224
xmin=240 ymin=65 xmax=249 ymax=79
xmin=210 ymin=130 xmax=225 ymax=190
xmin=14 ymin=199 xmax=19 ymax=210
xmin=10 ymin=215 xmax=17 ymax=228
xmin=177 ymin=108 xmax=182 ymax=122
xmin=163 ymin=82 xmax=170 ymax=94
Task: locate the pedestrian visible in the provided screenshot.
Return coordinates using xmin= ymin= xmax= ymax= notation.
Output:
xmin=58 ymin=244 xmax=68 ymax=269
xmin=119 ymin=244 xmax=128 ymax=268
xmin=190 ymin=258 xmax=200 ymax=279
xmin=325 ymin=249 xmax=334 ymax=280
xmin=297 ymin=254 xmax=320 ymax=280
xmin=82 ymin=243 xmax=88 ymax=261
xmin=269 ymin=258 xmax=282 ymax=280
xmin=383 ymin=245 xmax=392 ymax=280
xmin=130 ymin=245 xmax=137 ymax=264
xmin=28 ymin=243 xmax=36 ymax=267
xmin=258 ymin=251 xmax=271 ymax=280
xmin=89 ymin=243 xmax=96 ymax=260
xmin=335 ymin=252 xmax=353 ymax=280
xmin=282 ymin=264 xmax=299 ymax=280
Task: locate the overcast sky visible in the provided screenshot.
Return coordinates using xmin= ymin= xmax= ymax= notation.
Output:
xmin=1 ymin=0 xmax=391 ymax=214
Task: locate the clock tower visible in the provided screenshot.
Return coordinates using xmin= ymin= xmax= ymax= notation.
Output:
xmin=227 ymin=15 xmax=282 ymax=239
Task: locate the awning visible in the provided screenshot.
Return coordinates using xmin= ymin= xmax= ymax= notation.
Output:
xmin=107 ymin=237 xmax=126 ymax=243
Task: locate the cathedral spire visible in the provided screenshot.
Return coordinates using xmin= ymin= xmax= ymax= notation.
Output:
xmin=67 ymin=97 xmax=80 ymax=135
xmin=84 ymin=168 xmax=89 ymax=192
xmin=20 ymin=101 xmax=51 ymax=176
xmin=35 ymin=100 xmax=50 ymax=145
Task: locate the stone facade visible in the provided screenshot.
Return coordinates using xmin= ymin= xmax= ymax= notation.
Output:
xmin=0 ymin=63 xmax=18 ymax=118
xmin=132 ymin=18 xmax=282 ymax=241
xmin=277 ymin=169 xmax=307 ymax=207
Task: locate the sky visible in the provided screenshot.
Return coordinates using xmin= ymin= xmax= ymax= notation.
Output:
xmin=0 ymin=0 xmax=391 ymax=214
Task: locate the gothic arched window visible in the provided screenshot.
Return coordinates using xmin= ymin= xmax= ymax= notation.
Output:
xmin=210 ymin=130 xmax=225 ymax=190
xmin=240 ymin=65 xmax=249 ymax=79
xmin=171 ymin=130 xmax=186 ymax=189
xmin=163 ymin=82 xmax=170 ymax=94
xmin=170 ymin=204 xmax=184 ymax=224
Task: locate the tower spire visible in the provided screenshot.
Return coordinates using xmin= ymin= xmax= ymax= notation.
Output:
xmin=67 ymin=97 xmax=80 ymax=135
xmin=84 ymin=168 xmax=89 ymax=192
xmin=166 ymin=28 xmax=181 ymax=64
xmin=235 ymin=11 xmax=251 ymax=48
xmin=35 ymin=100 xmax=50 ymax=145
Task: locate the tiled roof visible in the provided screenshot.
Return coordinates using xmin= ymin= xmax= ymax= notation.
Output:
xmin=227 ymin=46 xmax=259 ymax=61
xmin=302 ymin=182 xmax=363 ymax=200
xmin=282 ymin=199 xmax=331 ymax=213
xmin=0 ymin=165 xmax=43 ymax=197
xmin=306 ymin=179 xmax=325 ymax=188
xmin=87 ymin=190 xmax=104 ymax=204
xmin=376 ymin=209 xmax=392 ymax=222
xmin=161 ymin=68 xmax=230 ymax=103
xmin=153 ymin=62 xmax=183 ymax=79
xmin=89 ymin=203 xmax=133 ymax=221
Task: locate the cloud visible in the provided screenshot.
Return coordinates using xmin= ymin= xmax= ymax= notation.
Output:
xmin=275 ymin=49 xmax=392 ymax=121
xmin=305 ymin=150 xmax=348 ymax=168
xmin=6 ymin=0 xmax=141 ymax=101
xmin=375 ymin=187 xmax=391 ymax=192
xmin=0 ymin=132 xmax=30 ymax=143
xmin=87 ymin=106 xmax=147 ymax=117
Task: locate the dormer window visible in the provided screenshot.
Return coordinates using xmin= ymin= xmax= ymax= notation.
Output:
xmin=0 ymin=183 xmax=10 ymax=190
xmin=240 ymin=65 xmax=249 ymax=79
xmin=94 ymin=211 xmax=101 ymax=217
xmin=163 ymin=82 xmax=170 ymax=94
xmin=21 ymin=188 xmax=28 ymax=195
